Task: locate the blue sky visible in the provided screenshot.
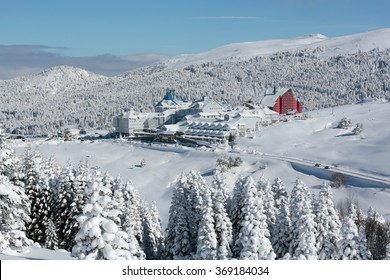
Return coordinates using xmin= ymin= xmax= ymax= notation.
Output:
xmin=0 ymin=0 xmax=389 ymax=78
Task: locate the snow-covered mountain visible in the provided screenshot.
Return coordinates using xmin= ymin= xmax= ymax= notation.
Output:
xmin=0 ymin=28 xmax=389 ymax=135
xmin=4 ymin=65 xmax=108 ymax=95
xmin=163 ymin=28 xmax=390 ymax=69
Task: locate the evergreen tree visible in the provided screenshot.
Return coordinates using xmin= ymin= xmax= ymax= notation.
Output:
xmin=357 ymin=226 xmax=372 ymax=260
xmin=141 ymin=201 xmax=165 ymax=260
xmin=271 ymin=177 xmax=288 ymax=212
xmin=235 ymin=176 xmax=275 ymax=260
xmin=257 ymin=175 xmax=276 ymax=236
xmin=228 ymin=176 xmax=247 ymax=258
xmin=365 ymin=207 xmax=389 ymax=259
xmin=272 ymin=201 xmax=292 ymax=259
xmin=120 ymin=179 xmax=143 ymax=246
xmin=0 ymin=126 xmax=25 ymax=185
xmin=211 ymin=171 xmax=229 ymax=203
xmin=22 ymin=147 xmax=49 ymax=243
xmin=74 ymin=158 xmax=90 ymax=212
xmin=196 ymin=188 xmax=217 ymax=260
xmin=44 ymin=218 xmax=59 ymax=250
xmin=0 ymin=175 xmax=33 ymax=253
xmin=289 ymin=179 xmax=317 ymax=260
xmin=211 ymin=177 xmax=233 ymax=259
xmin=315 ymin=184 xmax=341 ymax=260
xmin=53 ymin=160 xmax=80 ymax=251
xmin=27 ymin=157 xmax=53 ymax=247
xmin=72 ymin=169 xmax=144 ymax=259
xmin=164 ymin=170 xmax=207 ymax=259
xmin=164 ymin=173 xmax=192 ymax=259
xmin=336 ymin=214 xmax=361 ymax=260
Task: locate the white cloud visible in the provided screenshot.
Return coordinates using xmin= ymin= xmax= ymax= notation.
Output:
xmin=194 ymin=16 xmax=260 ymax=20
xmin=0 ymin=45 xmax=170 ymax=80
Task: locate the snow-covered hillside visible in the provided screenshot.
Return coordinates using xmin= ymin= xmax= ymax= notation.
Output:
xmin=2 ymin=100 xmax=389 ymax=260
xmin=163 ymin=28 xmax=390 ymax=69
xmin=9 ymin=100 xmax=390 ymax=223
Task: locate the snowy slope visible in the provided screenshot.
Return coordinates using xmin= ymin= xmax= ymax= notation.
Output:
xmin=3 ymin=65 xmax=108 ymax=95
xmin=4 ymin=100 xmax=390 ymax=260
xmin=163 ymin=28 xmax=390 ymax=69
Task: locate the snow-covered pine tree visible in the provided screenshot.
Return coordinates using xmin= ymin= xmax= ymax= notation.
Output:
xmin=27 ymin=156 xmax=54 ymax=247
xmin=336 ymin=214 xmax=361 ymax=260
xmin=289 ymin=179 xmax=318 ymax=260
xmin=211 ymin=175 xmax=233 ymax=259
xmin=164 ymin=176 xmax=184 ymax=259
xmin=164 ymin=170 xmax=207 ymax=259
xmin=314 ymin=184 xmax=341 ymax=260
xmin=0 ymin=174 xmax=33 ymax=253
xmin=0 ymin=126 xmax=25 ymax=186
xmin=44 ymin=218 xmax=59 ymax=250
xmin=185 ymin=170 xmax=207 ymax=254
xmin=272 ymin=199 xmax=292 ymax=259
xmin=120 ymin=179 xmax=144 ymax=246
xmin=22 ymin=146 xmax=42 ymax=208
xmin=22 ymin=147 xmax=48 ymax=243
xmin=211 ymin=171 xmax=230 ymax=203
xmin=141 ymin=201 xmax=165 ymax=260
xmin=72 ymin=169 xmax=144 ymax=260
xmin=365 ymin=206 xmax=389 ymax=259
xmin=196 ymin=188 xmax=217 ymax=260
xmin=257 ymin=175 xmax=276 ymax=236
xmin=74 ymin=158 xmax=90 ymax=211
xmin=271 ymin=177 xmax=288 ymax=212
xmin=52 ymin=160 xmax=80 ymax=251
xmin=228 ymin=177 xmax=247 ymax=258
xmin=235 ymin=176 xmax=275 ymax=260
xmin=357 ymin=226 xmax=372 ymax=260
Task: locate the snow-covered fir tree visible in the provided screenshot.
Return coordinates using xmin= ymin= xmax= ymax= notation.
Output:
xmin=0 ymin=126 xmax=25 ymax=186
xmin=314 ymin=184 xmax=341 ymax=260
xmin=164 ymin=173 xmax=192 ymax=259
xmin=336 ymin=214 xmax=362 ymax=260
xmin=196 ymin=188 xmax=218 ymax=260
xmin=164 ymin=170 xmax=207 ymax=259
xmin=272 ymin=199 xmax=292 ymax=259
xmin=0 ymin=174 xmax=33 ymax=253
xmin=120 ymin=179 xmax=144 ymax=247
xmin=365 ymin=206 xmax=389 ymax=259
xmin=211 ymin=174 xmax=233 ymax=259
xmin=271 ymin=177 xmax=288 ymax=212
xmin=231 ymin=176 xmax=275 ymax=260
xmin=141 ymin=201 xmax=165 ymax=260
xmin=211 ymin=171 xmax=230 ymax=203
xmin=289 ymin=179 xmax=318 ymax=260
xmin=52 ymin=160 xmax=80 ymax=251
xmin=357 ymin=226 xmax=372 ymax=260
xmin=74 ymin=158 xmax=90 ymax=211
xmin=257 ymin=175 xmax=276 ymax=237
xmin=44 ymin=218 xmax=59 ymax=250
xmin=72 ymin=169 xmax=144 ymax=260
xmin=27 ymin=157 xmax=54 ymax=247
